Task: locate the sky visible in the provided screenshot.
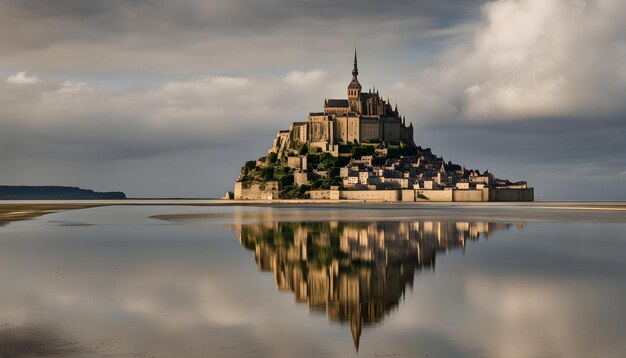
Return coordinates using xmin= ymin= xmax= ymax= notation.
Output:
xmin=1 ymin=0 xmax=625 ymax=199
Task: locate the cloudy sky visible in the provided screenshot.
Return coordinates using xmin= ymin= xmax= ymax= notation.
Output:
xmin=1 ymin=0 xmax=625 ymax=199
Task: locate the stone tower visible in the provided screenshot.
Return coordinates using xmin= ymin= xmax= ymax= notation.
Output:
xmin=347 ymin=48 xmax=362 ymax=113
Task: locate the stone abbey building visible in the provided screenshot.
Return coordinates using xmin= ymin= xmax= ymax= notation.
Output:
xmin=285 ymin=49 xmax=414 ymax=154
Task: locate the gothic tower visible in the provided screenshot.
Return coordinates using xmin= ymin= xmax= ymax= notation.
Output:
xmin=347 ymin=48 xmax=362 ymax=113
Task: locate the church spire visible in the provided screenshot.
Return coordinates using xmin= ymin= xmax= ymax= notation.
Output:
xmin=347 ymin=47 xmax=362 ymax=113
xmin=352 ymin=47 xmax=358 ymax=78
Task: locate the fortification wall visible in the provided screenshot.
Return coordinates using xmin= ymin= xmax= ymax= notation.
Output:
xmin=294 ymin=172 xmax=309 ymax=186
xmin=235 ymin=188 xmax=280 ymax=200
xmin=401 ymin=190 xmax=415 ymax=202
xmin=339 ymin=190 xmax=400 ymax=201
xmin=490 ymin=188 xmax=534 ymax=202
xmin=238 ymin=184 xmax=533 ymax=202
xmin=287 ymin=156 xmax=307 ymax=169
xmin=453 ymin=189 xmax=485 ymax=202
xmin=415 ymin=189 xmax=454 ymax=202
xmin=233 ymin=182 xmax=280 ymax=200
xmin=234 ymin=182 xmax=243 ymax=199
xmin=308 ymin=190 xmax=331 ymax=199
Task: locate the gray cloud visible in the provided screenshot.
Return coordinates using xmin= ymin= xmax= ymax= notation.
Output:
xmin=0 ymin=0 xmax=473 ymax=72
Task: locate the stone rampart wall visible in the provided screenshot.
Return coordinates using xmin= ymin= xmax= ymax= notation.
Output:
xmin=308 ymin=190 xmax=331 ymax=199
xmin=490 ymin=188 xmax=534 ymax=202
xmin=242 ymin=185 xmax=534 ymax=202
xmin=339 ymin=190 xmax=400 ymax=201
xmin=236 ymin=188 xmax=280 ymax=200
xmin=415 ymin=189 xmax=454 ymax=201
xmin=233 ymin=182 xmax=281 ymax=200
xmin=452 ymin=189 xmax=485 ymax=202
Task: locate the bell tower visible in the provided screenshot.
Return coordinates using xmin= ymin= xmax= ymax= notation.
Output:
xmin=347 ymin=48 xmax=362 ymax=113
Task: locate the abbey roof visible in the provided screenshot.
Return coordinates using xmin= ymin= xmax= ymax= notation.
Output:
xmin=326 ymin=99 xmax=349 ymax=108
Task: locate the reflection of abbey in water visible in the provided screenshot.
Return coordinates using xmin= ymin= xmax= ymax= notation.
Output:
xmin=232 ymin=220 xmax=521 ymax=350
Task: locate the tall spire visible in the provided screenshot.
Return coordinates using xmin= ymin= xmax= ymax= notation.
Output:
xmin=352 ymin=46 xmax=359 ymax=78
xmin=348 ymin=46 xmax=362 ymax=91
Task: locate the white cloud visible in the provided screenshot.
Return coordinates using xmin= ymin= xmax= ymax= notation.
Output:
xmin=284 ymin=70 xmax=329 ymax=85
xmin=410 ymin=0 xmax=626 ymax=123
xmin=6 ymin=70 xmax=41 ymax=84
xmin=59 ymin=80 xmax=92 ymax=93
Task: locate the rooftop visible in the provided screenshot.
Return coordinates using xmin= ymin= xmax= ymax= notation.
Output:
xmin=325 ymin=99 xmax=349 ymax=108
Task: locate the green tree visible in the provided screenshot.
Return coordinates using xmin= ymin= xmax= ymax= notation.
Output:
xmin=243 ymin=160 xmax=256 ymax=175
xmin=318 ymin=153 xmax=337 ymax=170
xmin=281 ymin=174 xmax=294 ymax=187
xmin=267 ymin=152 xmax=278 ymax=164
xmin=263 ymin=166 xmax=275 ymax=181
xmin=351 ymin=144 xmax=374 ymax=159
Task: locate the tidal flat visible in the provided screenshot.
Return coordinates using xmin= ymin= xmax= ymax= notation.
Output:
xmin=0 ymin=202 xmax=625 ymax=357
xmin=0 ymin=203 xmax=101 ymax=226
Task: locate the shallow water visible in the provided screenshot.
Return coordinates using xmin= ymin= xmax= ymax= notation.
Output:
xmin=0 ymin=205 xmax=625 ymax=357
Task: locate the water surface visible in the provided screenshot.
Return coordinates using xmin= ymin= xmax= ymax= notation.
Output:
xmin=0 ymin=205 xmax=625 ymax=357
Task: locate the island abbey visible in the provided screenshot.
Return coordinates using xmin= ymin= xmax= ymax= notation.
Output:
xmin=231 ymin=50 xmax=534 ymax=202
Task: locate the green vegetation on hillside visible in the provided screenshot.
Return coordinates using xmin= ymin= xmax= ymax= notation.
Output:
xmin=237 ymin=140 xmax=417 ymax=198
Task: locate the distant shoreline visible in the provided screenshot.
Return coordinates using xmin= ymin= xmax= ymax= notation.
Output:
xmin=0 ymin=185 xmax=126 ymax=200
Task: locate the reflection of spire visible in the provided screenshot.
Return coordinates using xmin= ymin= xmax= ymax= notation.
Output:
xmin=351 ymin=315 xmax=362 ymax=352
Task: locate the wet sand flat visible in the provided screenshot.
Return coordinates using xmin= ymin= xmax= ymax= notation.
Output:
xmin=2 ymin=200 xmax=626 ymax=226
xmin=150 ymin=201 xmax=626 ymax=224
xmin=0 ymin=203 xmax=103 ymax=226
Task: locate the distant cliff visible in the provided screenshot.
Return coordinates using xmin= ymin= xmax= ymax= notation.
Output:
xmin=0 ymin=186 xmax=126 ymax=200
